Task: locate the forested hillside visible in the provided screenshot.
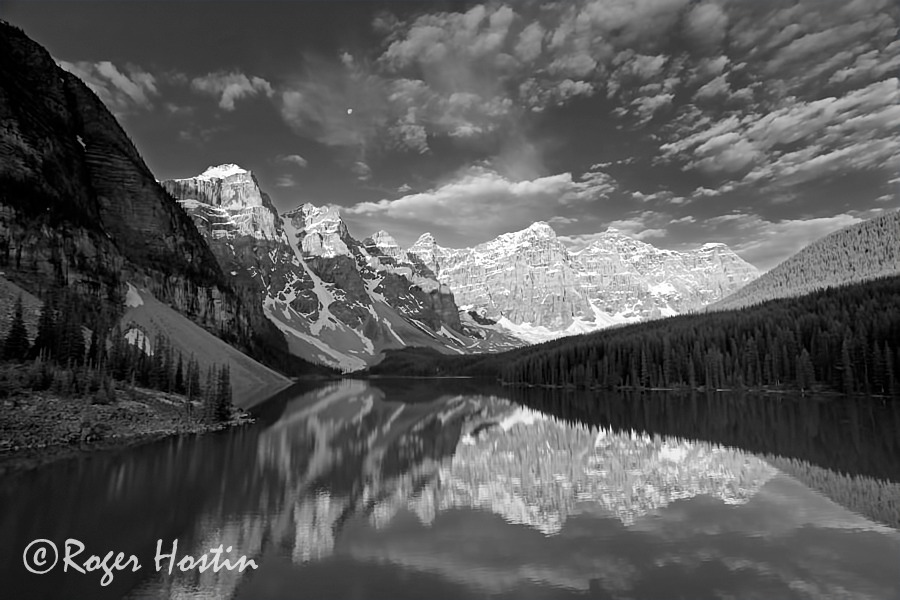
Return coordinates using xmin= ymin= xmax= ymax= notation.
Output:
xmin=503 ymin=275 xmax=900 ymax=393
xmin=713 ymin=210 xmax=900 ymax=310
xmin=368 ymin=275 xmax=900 ymax=397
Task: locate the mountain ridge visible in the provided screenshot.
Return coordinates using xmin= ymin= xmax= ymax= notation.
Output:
xmin=162 ymin=165 xmax=525 ymax=371
xmin=712 ymin=210 xmax=900 ymax=311
xmin=164 ymin=162 xmax=759 ymax=356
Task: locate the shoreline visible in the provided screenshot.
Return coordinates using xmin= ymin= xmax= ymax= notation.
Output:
xmin=0 ymin=386 xmax=253 ymax=478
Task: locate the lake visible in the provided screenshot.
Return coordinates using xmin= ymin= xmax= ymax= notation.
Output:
xmin=2 ymin=379 xmax=900 ymax=599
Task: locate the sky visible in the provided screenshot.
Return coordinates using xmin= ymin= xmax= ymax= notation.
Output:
xmin=6 ymin=0 xmax=900 ymax=270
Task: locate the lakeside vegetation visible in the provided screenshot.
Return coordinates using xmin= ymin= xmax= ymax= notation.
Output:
xmin=367 ymin=275 xmax=900 ymax=398
xmin=0 ymin=289 xmax=239 ymax=471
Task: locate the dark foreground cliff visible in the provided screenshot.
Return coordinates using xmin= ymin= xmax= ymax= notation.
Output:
xmin=0 ymin=20 xmax=325 ymax=377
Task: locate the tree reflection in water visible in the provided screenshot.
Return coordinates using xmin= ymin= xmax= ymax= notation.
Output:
xmin=1 ymin=379 xmax=898 ymax=600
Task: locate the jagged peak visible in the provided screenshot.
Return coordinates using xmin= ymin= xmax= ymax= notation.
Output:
xmin=369 ymin=230 xmax=399 ymax=246
xmin=498 ymin=221 xmax=557 ymax=242
xmin=198 ymin=163 xmax=247 ymax=180
xmin=411 ymin=232 xmax=436 ymax=247
xmin=285 ymin=202 xmax=342 ymax=220
xmin=526 ymin=221 xmax=556 ymax=235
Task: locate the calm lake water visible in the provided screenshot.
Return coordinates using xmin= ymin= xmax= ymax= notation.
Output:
xmin=2 ymin=379 xmax=900 ymax=599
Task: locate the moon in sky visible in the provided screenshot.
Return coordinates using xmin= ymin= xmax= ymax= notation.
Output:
xmin=347 ymin=108 xmax=353 ymax=115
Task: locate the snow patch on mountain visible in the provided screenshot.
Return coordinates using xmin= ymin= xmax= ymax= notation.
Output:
xmin=196 ymin=163 xmax=247 ymax=180
xmin=124 ymin=283 xmax=144 ymax=307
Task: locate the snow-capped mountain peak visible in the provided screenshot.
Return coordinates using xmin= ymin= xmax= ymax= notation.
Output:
xmin=162 ymin=164 xmax=279 ymax=239
xmin=197 ymin=163 xmax=247 ymax=180
xmin=410 ymin=232 xmax=437 ymax=248
xmin=422 ymin=223 xmax=760 ymax=340
xmin=524 ymin=221 xmax=556 ymax=237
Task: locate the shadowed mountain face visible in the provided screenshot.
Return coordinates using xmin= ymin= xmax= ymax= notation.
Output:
xmin=3 ymin=380 xmax=899 ymax=600
xmin=0 ymin=22 xmax=318 ymax=373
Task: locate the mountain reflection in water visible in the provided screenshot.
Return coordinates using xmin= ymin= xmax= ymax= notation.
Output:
xmin=1 ymin=379 xmax=899 ymax=600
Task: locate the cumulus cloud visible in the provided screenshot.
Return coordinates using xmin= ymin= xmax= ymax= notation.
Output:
xmin=829 ymin=40 xmax=900 ymax=85
xmin=58 ymin=60 xmax=158 ymax=115
xmin=662 ymin=77 xmax=900 ymax=191
xmin=344 ymin=167 xmax=578 ymax=244
xmin=275 ymin=175 xmax=298 ymax=188
xmin=349 ymin=161 xmax=371 ymax=182
xmin=191 ymin=71 xmax=273 ymax=110
xmin=278 ymin=0 xmax=741 ymax=155
xmin=707 ymin=213 xmax=865 ymax=270
xmin=684 ymin=1 xmax=728 ymax=50
xmin=559 ymin=211 xmax=670 ymax=248
xmin=278 ymin=154 xmax=308 ymax=168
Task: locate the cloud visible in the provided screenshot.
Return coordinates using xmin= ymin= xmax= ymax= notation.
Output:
xmin=57 ymin=60 xmax=158 ymax=115
xmin=286 ymin=0 xmax=712 ymax=155
xmin=559 ymin=211 xmax=670 ymax=248
xmin=164 ymin=102 xmax=193 ymax=116
xmin=351 ymin=161 xmax=372 ymax=181
xmin=693 ymin=74 xmax=730 ymax=100
xmin=280 ymin=54 xmax=391 ymax=149
xmin=177 ymin=124 xmax=227 ymax=144
xmin=275 ymin=175 xmax=298 ymax=188
xmin=829 ymin=40 xmax=900 ymax=85
xmin=191 ymin=71 xmax=273 ymax=110
xmin=706 ymin=213 xmax=865 ymax=270
xmin=631 ymin=189 xmax=688 ymax=205
xmin=344 ymin=167 xmax=578 ymax=244
xmin=684 ymin=1 xmax=729 ymax=50
xmin=278 ymin=154 xmax=308 ymax=168
xmin=661 ymin=77 xmax=900 ymax=191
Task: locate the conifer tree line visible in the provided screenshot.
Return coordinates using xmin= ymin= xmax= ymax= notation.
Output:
xmin=501 ymin=275 xmax=900 ymax=396
xmin=2 ymin=288 xmax=233 ymax=423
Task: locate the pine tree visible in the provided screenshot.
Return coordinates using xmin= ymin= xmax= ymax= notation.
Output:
xmin=175 ymin=353 xmax=185 ymax=394
xmin=215 ymin=364 xmax=232 ymax=423
xmin=796 ymin=349 xmax=815 ymax=391
xmin=203 ymin=365 xmax=216 ymax=423
xmin=3 ymin=296 xmax=30 ymax=361
xmin=33 ymin=294 xmax=57 ymax=359
xmin=841 ymin=338 xmax=855 ymax=394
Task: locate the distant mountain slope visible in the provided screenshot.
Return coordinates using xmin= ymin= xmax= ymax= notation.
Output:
xmin=408 ymin=222 xmax=759 ymax=340
xmin=713 ymin=211 xmax=900 ymax=311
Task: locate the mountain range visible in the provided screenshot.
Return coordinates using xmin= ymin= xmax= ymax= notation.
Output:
xmin=5 ymin=20 xmax=896 ymax=379
xmin=162 ymin=163 xmax=759 ymax=367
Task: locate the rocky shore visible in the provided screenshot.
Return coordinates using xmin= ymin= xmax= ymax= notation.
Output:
xmin=0 ymin=385 xmax=251 ymax=476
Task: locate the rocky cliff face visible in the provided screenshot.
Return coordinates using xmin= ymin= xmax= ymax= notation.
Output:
xmin=571 ymin=228 xmax=760 ymax=318
xmin=0 ymin=21 xmax=276 ymax=359
xmin=414 ymin=222 xmax=593 ymax=331
xmin=163 ymin=167 xmax=521 ymax=371
xmin=408 ymin=223 xmax=759 ymax=341
xmin=162 ymin=165 xmax=280 ymax=241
